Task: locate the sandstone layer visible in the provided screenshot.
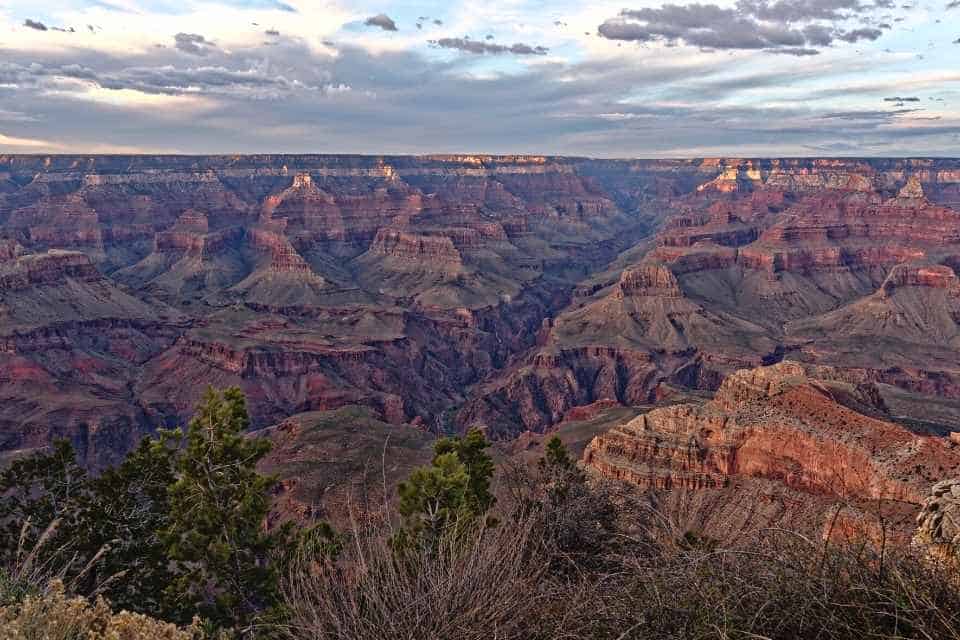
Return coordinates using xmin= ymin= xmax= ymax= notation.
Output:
xmin=583 ymin=362 xmax=960 ymax=538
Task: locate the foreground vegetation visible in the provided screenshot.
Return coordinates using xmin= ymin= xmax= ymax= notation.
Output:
xmin=3 ymin=389 xmax=960 ymax=639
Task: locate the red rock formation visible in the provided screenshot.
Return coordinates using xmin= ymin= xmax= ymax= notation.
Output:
xmin=616 ymin=264 xmax=683 ymax=298
xmin=366 ymin=228 xmax=464 ymax=270
xmin=247 ymin=228 xmax=316 ymax=274
xmin=583 ymin=362 xmax=960 ymax=503
xmin=880 ymin=263 xmax=959 ymax=293
xmin=0 ymin=250 xmax=101 ymax=290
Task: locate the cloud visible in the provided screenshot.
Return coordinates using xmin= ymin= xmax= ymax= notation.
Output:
xmin=0 ymin=4 xmax=957 ymax=157
xmin=0 ymin=109 xmax=39 ymax=122
xmin=23 ymin=18 xmax=75 ymax=33
xmin=801 ymin=24 xmax=835 ymax=45
xmin=737 ymin=0 xmax=867 ymax=23
xmin=598 ymin=1 xmax=891 ymax=53
xmin=836 ymin=27 xmax=883 ymax=42
xmin=767 ymin=47 xmax=821 ymax=55
xmin=819 ymin=108 xmax=919 ymax=119
xmin=884 ymin=96 xmax=921 ymax=101
xmin=948 ymin=0 xmax=960 ymax=8
xmin=364 ymin=14 xmax=397 ymax=31
xmin=430 ymin=38 xmax=548 ymax=55
xmin=0 ymin=59 xmax=327 ymax=99
xmin=224 ymin=0 xmax=297 ymax=10
xmin=174 ymin=33 xmax=218 ymax=56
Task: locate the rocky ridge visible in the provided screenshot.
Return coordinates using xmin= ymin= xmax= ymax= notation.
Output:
xmin=582 ymin=362 xmax=960 ymax=538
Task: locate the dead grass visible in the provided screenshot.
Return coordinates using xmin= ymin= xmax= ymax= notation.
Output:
xmin=279 ymin=476 xmax=960 ymax=640
xmin=280 ymin=508 xmax=549 ymax=640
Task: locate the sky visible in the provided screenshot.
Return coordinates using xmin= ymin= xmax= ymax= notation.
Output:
xmin=0 ymin=0 xmax=958 ymax=156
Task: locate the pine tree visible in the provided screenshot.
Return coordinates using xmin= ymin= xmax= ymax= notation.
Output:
xmin=396 ymin=428 xmax=496 ymax=549
xmin=433 ymin=428 xmax=496 ymax=516
xmin=0 ymin=440 xmax=88 ymax=570
xmin=76 ymin=430 xmax=181 ymax=617
xmin=539 ymin=435 xmax=584 ymax=505
xmin=397 ymin=452 xmax=471 ymax=546
xmin=542 ymin=435 xmax=577 ymax=473
xmin=161 ymin=387 xmax=287 ymax=634
xmin=535 ymin=436 xmax=616 ymax=574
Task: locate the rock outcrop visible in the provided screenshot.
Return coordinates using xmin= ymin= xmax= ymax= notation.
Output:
xmin=915 ymin=479 xmax=960 ymax=563
xmin=365 ymin=229 xmax=464 ymax=273
xmin=583 ymin=362 xmax=960 ymax=503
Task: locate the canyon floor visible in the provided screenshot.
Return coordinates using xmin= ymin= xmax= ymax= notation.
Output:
xmin=2 ymin=154 xmax=960 ymax=530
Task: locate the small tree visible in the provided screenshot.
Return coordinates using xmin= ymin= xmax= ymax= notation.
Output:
xmin=162 ymin=387 xmax=288 ymax=634
xmin=505 ymin=435 xmax=617 ymax=575
xmin=0 ymin=440 xmax=88 ymax=575
xmin=77 ymin=431 xmax=181 ymax=617
xmin=538 ymin=435 xmax=583 ymax=505
xmin=433 ymin=428 xmax=496 ymax=517
xmin=396 ymin=428 xmax=496 ymax=550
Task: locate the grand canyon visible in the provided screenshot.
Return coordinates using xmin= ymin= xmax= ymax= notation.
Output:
xmin=2 ymin=154 xmax=960 ymax=531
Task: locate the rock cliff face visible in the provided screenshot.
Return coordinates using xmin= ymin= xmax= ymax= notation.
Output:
xmin=1 ymin=154 xmax=960 ymax=477
xmin=915 ymin=479 xmax=960 ymax=563
xmin=583 ymin=363 xmax=960 ymax=537
xmin=460 ymin=157 xmax=960 ymax=437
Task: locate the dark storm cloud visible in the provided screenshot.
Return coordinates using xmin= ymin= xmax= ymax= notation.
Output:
xmin=598 ymin=0 xmax=892 ymax=52
xmin=24 ymin=19 xmax=48 ymax=31
xmin=430 ymin=38 xmax=548 ymax=55
xmin=174 ymin=33 xmax=218 ymax=56
xmin=364 ymin=14 xmax=398 ymax=31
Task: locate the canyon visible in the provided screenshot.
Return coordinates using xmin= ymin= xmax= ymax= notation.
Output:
xmin=1 ymin=154 xmax=960 ymax=526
